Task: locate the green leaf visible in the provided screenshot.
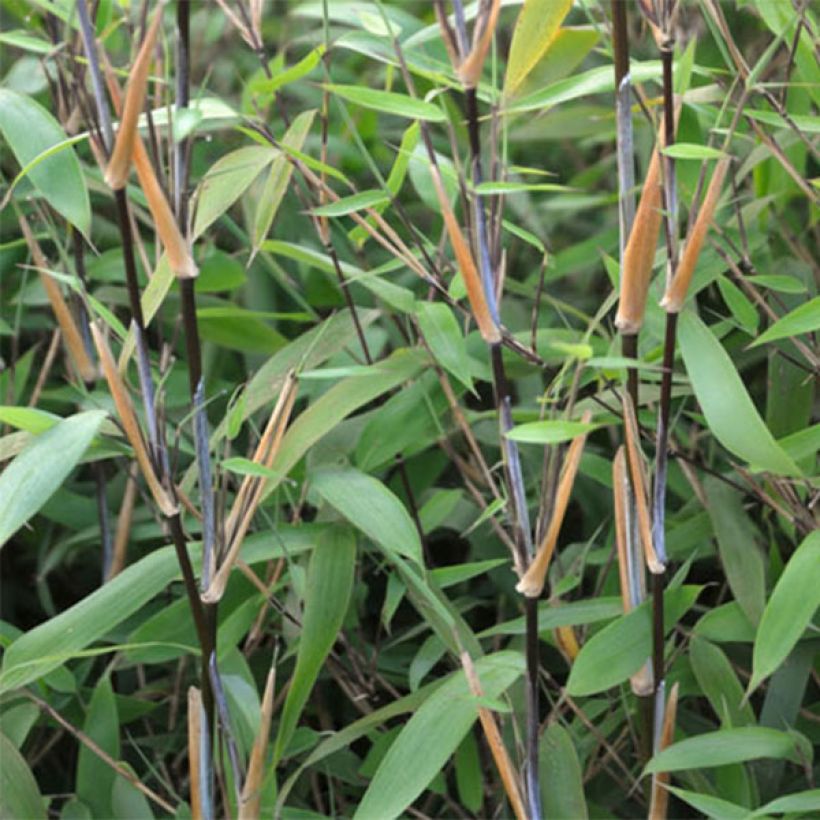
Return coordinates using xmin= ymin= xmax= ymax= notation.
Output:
xmin=751 ymin=296 xmax=820 ymax=347
xmin=540 ymin=724 xmax=588 ymax=820
xmin=507 ymin=61 xmax=662 ymax=114
xmin=480 ymin=597 xmax=623 ymax=638
xmin=678 ymin=311 xmax=800 ymax=476
xmin=644 ymin=727 xmax=809 ymax=774
xmin=275 ymin=526 xmax=356 ymax=761
xmin=474 ymin=181 xmax=568 ymax=195
xmin=350 ymin=122 xmax=419 ymax=247
xmin=745 ymin=274 xmax=807 ymax=294
xmin=750 ymin=530 xmax=820 ymax=693
xmin=690 ymin=636 xmax=756 ymax=727
xmin=312 ymin=189 xmax=390 ymax=217
xmin=662 ymin=143 xmax=728 ymax=160
xmin=512 ymin=28 xmax=599 ymax=100
xmin=312 ymin=467 xmax=422 ymax=566
xmin=755 ymin=789 xmax=820 ymax=816
xmin=415 ymin=301 xmax=473 ymax=391
xmin=111 ymin=763 xmax=153 ymax=820
xmin=0 ymin=406 xmax=60 ymax=435
xmin=504 ymin=0 xmax=573 ymax=95
xmin=506 ymin=419 xmax=599 ymax=445
xmin=254 ymin=45 xmax=326 ymax=95
xmin=76 ymin=676 xmax=119 ymax=818
xmin=0 ymin=30 xmax=53 ymax=54
xmin=253 ymin=109 xmax=315 ymax=252
xmin=195 ymin=250 xmax=247 ymax=293
xmin=0 ymin=731 xmax=46 ymax=820
xmin=454 ymin=733 xmax=483 ymax=814
xmin=667 ymin=787 xmax=749 ymax=820
xmin=353 ymin=652 xmax=524 ymax=820
xmin=193 ymin=144 xmax=277 ymax=237
xmin=704 ymin=476 xmax=766 ymax=626
xmin=0 ymin=410 xmax=106 ymax=549
xmin=0 ymin=89 xmax=90 ymax=234
xmin=325 ymin=84 xmax=446 ymax=122
xmin=566 ymin=586 xmax=702 ymax=696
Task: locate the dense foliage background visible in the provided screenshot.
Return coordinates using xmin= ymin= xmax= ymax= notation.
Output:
xmin=0 ymin=1 xmax=817 ymax=818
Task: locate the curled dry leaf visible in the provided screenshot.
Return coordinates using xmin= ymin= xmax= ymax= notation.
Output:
xmin=648 ymin=682 xmax=680 ymax=820
xmin=103 ymin=56 xmax=198 ymax=279
xmin=90 ymin=321 xmax=177 ymax=517
xmin=621 ymin=393 xmax=664 ymax=574
xmin=516 ymin=410 xmax=592 ymax=598
xmin=239 ymin=663 xmax=276 ymax=819
xmin=616 ymin=148 xmax=663 ymax=334
xmin=458 ymin=0 xmax=502 ymax=89
xmin=104 ymin=7 xmax=163 ymax=190
xmin=661 ymin=157 xmax=730 ymax=313
xmin=460 ymin=652 xmax=527 ymax=820
xmin=429 ymin=164 xmax=501 ymax=343
xmin=18 ymin=215 xmax=97 ymax=383
xmin=187 ymin=687 xmax=203 ymax=820
xmin=203 ymin=371 xmax=298 ymax=603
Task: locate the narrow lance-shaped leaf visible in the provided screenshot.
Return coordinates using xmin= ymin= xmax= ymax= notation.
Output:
xmin=749 ymin=529 xmax=820 ymax=693
xmin=274 ymin=526 xmax=356 ymax=761
xmin=644 ymin=727 xmax=809 ymax=774
xmin=0 ymin=732 xmax=46 ymax=820
xmin=504 ymin=0 xmax=573 ymax=95
xmin=354 ymin=652 xmax=525 ymax=820
xmin=0 ymin=410 xmax=106 ymax=549
xmin=0 ymin=88 xmax=91 ymax=235
xmin=678 ymin=311 xmax=800 ymax=476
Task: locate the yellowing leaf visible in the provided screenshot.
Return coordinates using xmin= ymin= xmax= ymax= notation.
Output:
xmin=504 ymin=0 xmax=573 ymax=96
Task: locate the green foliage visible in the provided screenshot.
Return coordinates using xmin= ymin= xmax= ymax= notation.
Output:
xmin=0 ymin=1 xmax=816 ymax=817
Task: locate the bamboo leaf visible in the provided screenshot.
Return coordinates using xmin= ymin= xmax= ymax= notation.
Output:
xmin=704 ymin=476 xmax=766 ymax=626
xmin=751 ymin=295 xmax=820 ymax=347
xmin=353 ymin=652 xmax=524 ymax=820
xmin=644 ymin=727 xmax=810 ymax=774
xmin=678 ymin=311 xmax=801 ymax=476
xmin=0 ymin=410 xmax=106 ymax=549
xmin=540 ymin=724 xmax=588 ymax=820
xmin=253 ymin=109 xmax=315 ymax=252
xmin=690 ymin=636 xmax=756 ymax=727
xmin=0 ymin=89 xmax=90 ymax=234
xmin=312 ymin=189 xmax=390 ymax=217
xmin=662 ymin=143 xmax=728 ymax=160
xmin=0 ymin=731 xmax=46 ymax=820
xmin=667 ymin=787 xmax=749 ymax=820
xmin=566 ymin=586 xmax=702 ymax=696
xmin=506 ymin=419 xmax=599 ymax=445
xmin=415 ymin=301 xmax=473 ymax=392
xmin=324 ymin=84 xmax=446 ymax=122
xmin=504 ymin=0 xmax=573 ymax=95
xmin=312 ymin=468 xmax=422 ymax=566
xmin=275 ymin=526 xmax=356 ymax=761
xmin=194 ymin=145 xmax=277 ymax=237
xmin=76 ymin=676 xmax=119 ymax=818
xmin=750 ymin=530 xmax=820 ymax=693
